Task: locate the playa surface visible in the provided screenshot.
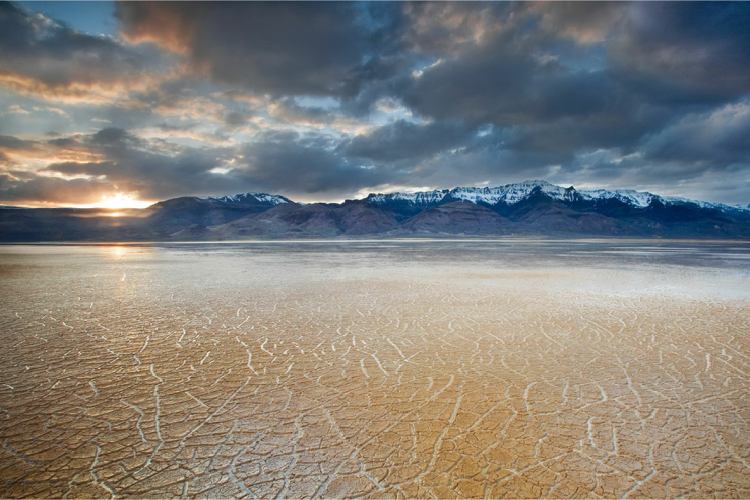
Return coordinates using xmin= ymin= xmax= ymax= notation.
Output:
xmin=0 ymin=240 xmax=748 ymax=498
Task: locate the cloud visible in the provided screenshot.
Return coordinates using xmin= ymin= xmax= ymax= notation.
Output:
xmin=385 ymin=1 xmax=750 ymax=199
xmin=344 ymin=120 xmax=472 ymax=163
xmin=0 ymin=172 xmax=111 ymax=205
xmin=401 ymin=3 xmax=510 ymax=55
xmin=0 ymin=134 xmax=36 ymax=150
xmin=238 ymin=132 xmax=390 ymax=197
xmin=0 ymin=127 xmax=395 ymax=205
xmin=2 ymin=1 xmax=750 ymax=205
xmin=394 ymin=6 xmax=638 ymax=130
xmin=529 ymin=2 xmax=626 ymax=44
xmin=0 ymin=2 xmax=172 ymax=103
xmin=116 ymin=2 xmax=402 ymax=98
xmin=43 ymin=160 xmax=116 ymax=177
xmin=0 ymin=128 xmax=230 ymax=204
xmin=642 ymin=100 xmax=750 ymax=167
xmin=609 ymin=2 xmax=750 ymax=103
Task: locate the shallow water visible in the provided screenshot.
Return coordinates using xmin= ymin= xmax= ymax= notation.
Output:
xmin=0 ymin=239 xmax=748 ymax=498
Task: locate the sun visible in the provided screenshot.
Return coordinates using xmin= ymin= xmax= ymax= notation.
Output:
xmin=97 ymin=192 xmax=151 ymax=210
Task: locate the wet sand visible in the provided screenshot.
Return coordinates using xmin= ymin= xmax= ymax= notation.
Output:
xmin=0 ymin=240 xmax=748 ymax=498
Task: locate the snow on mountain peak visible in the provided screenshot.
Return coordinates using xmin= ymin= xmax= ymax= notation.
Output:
xmin=576 ymin=188 xmax=657 ymax=208
xmin=366 ymin=189 xmax=449 ymax=205
xmin=208 ymin=193 xmax=290 ymax=205
xmin=449 ymin=180 xmax=575 ymax=204
xmin=206 ymin=183 xmax=747 ymax=214
xmin=365 ymin=180 xmax=749 ymax=212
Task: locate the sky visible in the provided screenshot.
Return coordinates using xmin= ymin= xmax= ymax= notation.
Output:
xmin=1 ymin=1 xmax=749 ymax=208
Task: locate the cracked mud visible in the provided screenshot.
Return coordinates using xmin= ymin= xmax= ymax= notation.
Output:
xmin=0 ymin=240 xmax=748 ymax=498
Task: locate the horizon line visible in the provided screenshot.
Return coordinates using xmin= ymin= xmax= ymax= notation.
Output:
xmin=2 ymin=179 xmax=747 ymax=210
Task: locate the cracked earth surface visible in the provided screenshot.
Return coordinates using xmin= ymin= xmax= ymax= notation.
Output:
xmin=0 ymin=240 xmax=748 ymax=498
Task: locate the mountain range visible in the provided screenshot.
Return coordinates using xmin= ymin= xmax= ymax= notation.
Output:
xmin=2 ymin=180 xmax=749 ymax=241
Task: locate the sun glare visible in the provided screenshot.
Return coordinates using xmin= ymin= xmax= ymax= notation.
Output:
xmin=97 ymin=192 xmax=151 ymax=210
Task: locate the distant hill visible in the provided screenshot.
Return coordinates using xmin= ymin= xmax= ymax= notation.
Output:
xmin=1 ymin=182 xmax=749 ymax=241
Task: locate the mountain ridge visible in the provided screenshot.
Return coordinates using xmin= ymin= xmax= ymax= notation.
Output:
xmin=361 ymin=180 xmax=747 ymax=213
xmin=1 ymin=181 xmax=749 ymax=241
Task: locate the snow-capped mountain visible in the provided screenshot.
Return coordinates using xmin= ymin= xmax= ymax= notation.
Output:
xmin=365 ymin=181 xmax=574 ymax=208
xmin=577 ymin=188 xmax=658 ymax=208
xmin=365 ymin=180 xmax=749 ymax=213
xmin=2 ymin=181 xmax=749 ymax=241
xmin=208 ymin=192 xmax=291 ymax=206
xmin=366 ymin=190 xmax=449 ymax=206
xmin=449 ymin=181 xmax=579 ymax=204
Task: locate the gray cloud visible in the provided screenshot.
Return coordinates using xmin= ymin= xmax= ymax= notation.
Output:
xmin=609 ymin=2 xmax=750 ymax=103
xmin=1 ymin=1 xmax=749 ymax=205
xmin=0 ymin=134 xmax=36 ymax=150
xmin=0 ymin=128 xmax=394 ymax=204
xmin=344 ymin=120 xmax=472 ymax=163
xmin=116 ymin=2 xmax=401 ymax=98
xmin=238 ymin=132 xmax=389 ymax=197
xmin=0 ymin=2 xmax=168 ymax=100
xmin=642 ymin=100 xmax=750 ymax=167
xmin=0 ymin=173 xmax=110 ymax=204
xmin=0 ymin=128 xmax=230 ymax=203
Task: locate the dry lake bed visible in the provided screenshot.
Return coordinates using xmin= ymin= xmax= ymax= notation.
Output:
xmin=0 ymin=239 xmax=748 ymax=498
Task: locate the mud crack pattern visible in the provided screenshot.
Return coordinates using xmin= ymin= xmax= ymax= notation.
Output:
xmin=0 ymin=241 xmax=748 ymax=498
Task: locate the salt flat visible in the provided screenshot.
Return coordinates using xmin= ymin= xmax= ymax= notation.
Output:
xmin=0 ymin=240 xmax=748 ymax=498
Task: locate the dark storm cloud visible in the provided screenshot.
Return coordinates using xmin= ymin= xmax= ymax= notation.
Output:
xmin=67 ymin=128 xmax=237 ymax=198
xmin=239 ymin=132 xmax=389 ymax=196
xmin=501 ymin=98 xmax=674 ymax=156
xmin=1 ymin=1 xmax=750 ymax=205
xmin=397 ymin=3 xmax=737 ymax=147
xmin=642 ymin=100 xmax=750 ymax=167
xmin=0 ymin=127 xmax=231 ymax=203
xmin=0 ymin=127 xmax=393 ymax=204
xmin=610 ymin=2 xmax=750 ymax=103
xmin=116 ymin=2 xmax=404 ymax=98
xmin=402 ymin=2 xmax=750 ymax=124
xmin=0 ymin=172 xmax=110 ymax=204
xmin=401 ymin=3 xmax=524 ymax=57
xmin=393 ymin=132 xmax=568 ymax=189
xmin=393 ymin=6 xmax=658 ymax=159
xmin=528 ymin=2 xmax=626 ymax=44
xmin=379 ymin=1 xmax=750 ymax=203
xmin=0 ymin=2 xmax=167 ymax=100
xmin=43 ymin=161 xmax=117 ymax=176
xmin=400 ymin=45 xmax=614 ymax=127
xmin=344 ymin=120 xmax=473 ymax=163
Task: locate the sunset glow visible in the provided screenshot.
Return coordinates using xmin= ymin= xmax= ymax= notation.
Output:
xmin=96 ymin=193 xmax=151 ymax=210
xmin=1 ymin=2 xmax=749 ymax=499
xmin=0 ymin=2 xmax=748 ymax=207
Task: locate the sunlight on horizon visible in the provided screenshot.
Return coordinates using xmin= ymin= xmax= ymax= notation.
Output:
xmin=93 ymin=192 xmax=152 ymax=210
